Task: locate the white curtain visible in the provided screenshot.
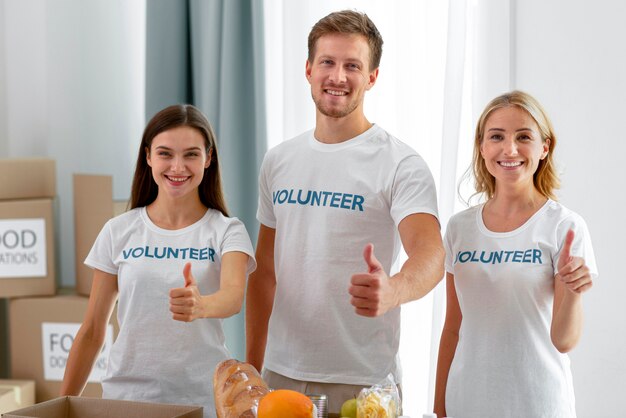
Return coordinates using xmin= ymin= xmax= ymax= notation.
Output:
xmin=263 ymin=0 xmax=474 ymax=414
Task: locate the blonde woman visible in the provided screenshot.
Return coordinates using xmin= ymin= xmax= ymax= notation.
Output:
xmin=435 ymin=91 xmax=597 ymax=417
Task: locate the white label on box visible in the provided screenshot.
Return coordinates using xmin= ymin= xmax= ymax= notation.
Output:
xmin=42 ymin=322 xmax=114 ymax=382
xmin=0 ymin=218 xmax=47 ymax=278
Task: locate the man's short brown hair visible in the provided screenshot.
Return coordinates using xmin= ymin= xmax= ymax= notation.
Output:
xmin=308 ymin=10 xmax=383 ymax=71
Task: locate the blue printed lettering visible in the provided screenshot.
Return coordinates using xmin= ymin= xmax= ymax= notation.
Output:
xmin=154 ymin=247 xmax=167 ymax=259
xmin=189 ymin=248 xmax=199 ymax=260
xmin=208 ymin=248 xmax=215 ymax=262
xmin=167 ymin=248 xmax=179 ymax=258
xmin=297 ymin=190 xmax=311 ymax=205
xmin=271 ymin=188 xmax=366 ymax=212
xmin=479 ymin=251 xmax=494 ymax=263
xmin=277 ymin=190 xmax=288 ymax=204
xmin=321 ymin=191 xmax=332 ymax=205
xmin=287 ymin=189 xmax=296 ymax=204
xmin=454 ymin=248 xmax=544 ymax=266
xmin=132 ymin=247 xmax=144 ymax=258
xmin=340 ymin=193 xmax=353 ymax=209
xmin=199 ymin=248 xmax=208 ymax=260
xmin=144 ymin=246 xmax=154 ymax=258
xmin=352 ymin=195 xmax=365 ymax=211
xmin=123 ymin=249 xmax=132 ymax=260
xmin=459 ymin=252 xmax=471 ymax=263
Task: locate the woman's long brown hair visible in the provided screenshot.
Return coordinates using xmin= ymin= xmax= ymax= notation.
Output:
xmin=130 ymin=104 xmax=229 ymax=217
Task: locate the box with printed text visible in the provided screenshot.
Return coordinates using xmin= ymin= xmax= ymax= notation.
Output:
xmin=9 ymin=292 xmax=119 ymax=402
xmin=0 ymin=199 xmax=55 ymax=297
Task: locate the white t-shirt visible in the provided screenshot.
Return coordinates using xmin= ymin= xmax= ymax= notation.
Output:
xmin=85 ymin=207 xmax=256 ymax=418
xmin=257 ymin=124 xmax=439 ymax=385
xmin=444 ymin=199 xmax=598 ymax=418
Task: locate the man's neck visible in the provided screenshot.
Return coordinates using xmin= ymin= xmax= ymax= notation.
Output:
xmin=313 ymin=111 xmax=373 ymax=144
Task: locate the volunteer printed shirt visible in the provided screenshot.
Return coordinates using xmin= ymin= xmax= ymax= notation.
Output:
xmin=85 ymin=207 xmax=256 ymax=418
xmin=257 ymin=124 xmax=438 ymax=385
xmin=444 ymin=200 xmax=598 ymax=418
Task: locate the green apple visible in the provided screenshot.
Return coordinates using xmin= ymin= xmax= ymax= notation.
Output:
xmin=340 ymin=398 xmax=357 ymax=418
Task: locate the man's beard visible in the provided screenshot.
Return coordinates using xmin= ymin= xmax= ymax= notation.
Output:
xmin=311 ymin=91 xmax=359 ymax=119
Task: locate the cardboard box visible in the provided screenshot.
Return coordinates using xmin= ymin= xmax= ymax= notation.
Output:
xmin=0 ymin=380 xmax=35 ymax=413
xmin=1 ymin=396 xmax=203 ymax=418
xmin=0 ymin=199 xmax=56 ymax=297
xmin=9 ymin=293 xmax=119 ymax=402
xmin=73 ymin=175 xmax=128 ymax=296
xmin=0 ymin=159 xmax=56 ymax=200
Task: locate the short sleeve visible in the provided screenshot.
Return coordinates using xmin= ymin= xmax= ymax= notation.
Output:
xmin=221 ymin=218 xmax=257 ymax=275
xmin=443 ymin=220 xmax=456 ymax=274
xmin=553 ymin=214 xmax=598 ymax=279
xmin=84 ymin=220 xmax=118 ymax=275
xmin=256 ymin=153 xmax=276 ymax=228
xmin=390 ymin=155 xmax=439 ymax=227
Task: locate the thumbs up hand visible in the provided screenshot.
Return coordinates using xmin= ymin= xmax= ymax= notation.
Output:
xmin=170 ymin=262 xmax=205 ymax=322
xmin=349 ymin=244 xmax=397 ymax=317
xmin=556 ymin=229 xmax=593 ymax=294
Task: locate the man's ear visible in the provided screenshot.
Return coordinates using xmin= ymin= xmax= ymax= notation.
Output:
xmin=305 ymin=60 xmax=312 ymax=84
xmin=366 ymin=68 xmax=379 ymax=91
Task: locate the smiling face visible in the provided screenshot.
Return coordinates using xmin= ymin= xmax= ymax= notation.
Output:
xmin=305 ymin=33 xmax=378 ymax=119
xmin=480 ymin=106 xmax=550 ymax=192
xmin=146 ymin=126 xmax=211 ymax=201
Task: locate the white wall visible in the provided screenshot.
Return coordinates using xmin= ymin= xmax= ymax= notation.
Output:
xmin=511 ymin=1 xmax=626 ymax=416
xmin=0 ymin=0 xmax=146 ymax=286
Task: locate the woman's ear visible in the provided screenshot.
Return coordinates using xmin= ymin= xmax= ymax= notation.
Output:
xmin=145 ymin=147 xmax=152 ymax=167
xmin=542 ymin=138 xmax=551 ymax=160
xmin=205 ymin=147 xmax=213 ymax=169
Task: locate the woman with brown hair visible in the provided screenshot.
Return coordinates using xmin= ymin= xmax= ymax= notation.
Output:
xmin=61 ymin=104 xmax=256 ymax=418
xmin=435 ymin=91 xmax=597 ymax=417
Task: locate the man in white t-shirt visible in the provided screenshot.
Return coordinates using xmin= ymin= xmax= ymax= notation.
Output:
xmin=245 ymin=10 xmax=445 ymax=413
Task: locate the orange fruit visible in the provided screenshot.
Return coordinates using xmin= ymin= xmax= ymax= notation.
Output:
xmin=257 ymin=389 xmax=314 ymax=418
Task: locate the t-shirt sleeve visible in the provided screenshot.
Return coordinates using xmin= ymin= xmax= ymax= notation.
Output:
xmin=553 ymin=213 xmax=599 ymax=278
xmin=221 ymin=218 xmax=257 ymax=275
xmin=84 ymin=220 xmax=118 ymax=275
xmin=256 ymin=153 xmax=276 ymax=228
xmin=443 ymin=224 xmax=455 ymax=274
xmin=390 ymin=155 xmax=439 ymax=227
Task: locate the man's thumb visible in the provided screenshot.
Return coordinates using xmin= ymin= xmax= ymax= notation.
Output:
xmin=183 ymin=262 xmax=196 ymax=287
xmin=363 ymin=243 xmax=383 ymax=273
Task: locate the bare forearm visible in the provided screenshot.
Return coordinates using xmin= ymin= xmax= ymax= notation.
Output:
xmin=245 ymin=272 xmax=275 ymax=371
xmin=390 ymin=243 xmax=445 ymax=306
xmin=434 ymin=328 xmax=458 ymax=417
xmin=551 ymin=291 xmax=583 ymax=353
xmin=200 ymin=288 xmax=244 ymax=319
xmin=60 ymin=329 xmax=105 ymax=396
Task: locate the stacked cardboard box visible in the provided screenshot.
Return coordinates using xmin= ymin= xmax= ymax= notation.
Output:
xmin=9 ymin=291 xmax=119 ymax=402
xmin=73 ymin=174 xmax=127 ymax=296
xmin=0 ymin=381 xmax=35 ymax=414
xmin=1 ymin=164 xmax=127 ymax=406
xmin=0 ymin=159 xmax=56 ymax=298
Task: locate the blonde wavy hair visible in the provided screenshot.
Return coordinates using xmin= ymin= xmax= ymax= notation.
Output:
xmin=470 ymin=90 xmax=560 ymax=201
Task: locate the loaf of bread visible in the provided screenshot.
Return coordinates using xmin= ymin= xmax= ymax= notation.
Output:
xmin=214 ymin=359 xmax=270 ymax=418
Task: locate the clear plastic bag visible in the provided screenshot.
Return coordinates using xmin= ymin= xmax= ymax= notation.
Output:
xmin=356 ymin=374 xmax=400 ymax=418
